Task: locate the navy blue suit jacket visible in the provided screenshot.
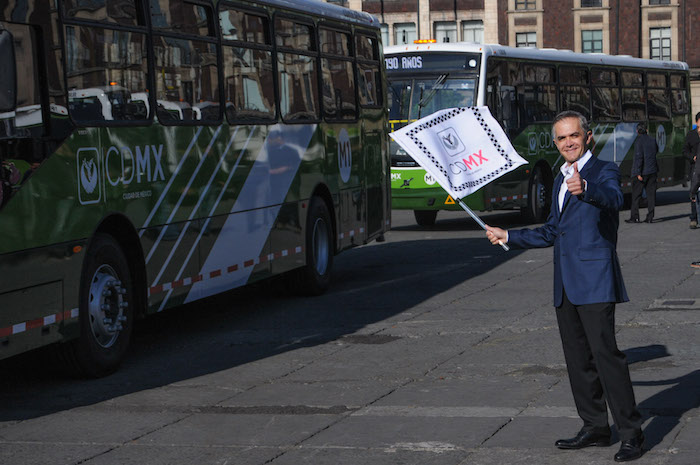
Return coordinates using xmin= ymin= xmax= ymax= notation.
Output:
xmin=632 ymin=134 xmax=658 ymax=176
xmin=508 ymin=156 xmax=629 ymax=307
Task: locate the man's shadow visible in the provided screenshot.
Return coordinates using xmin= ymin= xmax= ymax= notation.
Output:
xmin=624 ymin=344 xmax=700 ymax=450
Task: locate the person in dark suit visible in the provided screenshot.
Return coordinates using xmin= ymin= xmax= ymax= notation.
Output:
xmin=626 ymin=123 xmax=658 ymax=223
xmin=485 ymin=111 xmax=644 ymax=462
xmin=682 ymin=113 xmax=700 ymax=229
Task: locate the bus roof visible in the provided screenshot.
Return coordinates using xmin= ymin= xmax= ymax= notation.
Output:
xmin=253 ymin=0 xmax=379 ymax=28
xmin=384 ymin=42 xmax=689 ymax=71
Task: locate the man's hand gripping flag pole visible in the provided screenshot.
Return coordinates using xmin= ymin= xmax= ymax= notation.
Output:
xmin=389 ymin=107 xmax=528 ymax=252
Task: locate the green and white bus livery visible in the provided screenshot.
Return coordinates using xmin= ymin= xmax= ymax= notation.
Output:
xmin=386 ymin=43 xmax=691 ymax=226
xmin=0 ymin=0 xmax=389 ymax=376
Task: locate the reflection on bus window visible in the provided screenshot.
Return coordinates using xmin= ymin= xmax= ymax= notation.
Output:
xmin=153 ymin=36 xmax=219 ymax=123
xmin=65 ymin=26 xmax=149 ymax=123
xmin=223 ymin=47 xmax=275 ymax=121
xmin=388 ymin=79 xmax=411 ymax=124
xmin=68 ymin=86 xmax=147 ymax=122
xmin=278 ymin=53 xmax=319 ymax=121
xmin=321 ymin=58 xmax=356 ymax=120
xmin=409 ymin=77 xmax=476 ymax=119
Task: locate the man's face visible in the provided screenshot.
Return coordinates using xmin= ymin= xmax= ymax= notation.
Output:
xmin=553 ymin=117 xmax=592 ymax=165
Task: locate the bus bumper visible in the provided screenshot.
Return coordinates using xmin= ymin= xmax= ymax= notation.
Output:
xmin=391 ymin=187 xmax=485 ymax=211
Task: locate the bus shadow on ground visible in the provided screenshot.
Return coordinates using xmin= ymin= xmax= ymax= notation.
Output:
xmin=0 ymin=237 xmax=525 ymax=421
xmin=624 ymin=344 xmax=700 ymax=451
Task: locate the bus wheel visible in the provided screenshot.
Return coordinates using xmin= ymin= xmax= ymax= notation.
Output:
xmin=414 ymin=210 xmax=437 ymax=226
xmin=69 ymin=234 xmax=134 ymax=377
xmin=526 ymin=167 xmax=551 ymax=223
xmin=292 ymin=197 xmax=334 ymax=295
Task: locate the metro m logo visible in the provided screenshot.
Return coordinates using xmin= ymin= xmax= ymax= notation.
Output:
xmin=338 ymin=128 xmax=352 ymax=183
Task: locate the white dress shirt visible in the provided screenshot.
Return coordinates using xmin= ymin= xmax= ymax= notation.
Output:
xmin=558 ymin=150 xmax=592 ymax=211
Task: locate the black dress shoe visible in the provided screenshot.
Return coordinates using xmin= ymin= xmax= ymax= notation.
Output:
xmin=555 ymin=429 xmax=611 ymax=449
xmin=625 ymin=218 xmax=641 ymax=224
xmin=644 ymin=217 xmax=655 ymax=223
xmin=614 ymin=434 xmax=644 ymax=462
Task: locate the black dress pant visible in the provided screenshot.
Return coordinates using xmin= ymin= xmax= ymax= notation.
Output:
xmin=690 ymin=167 xmax=700 ymax=221
xmin=630 ymin=173 xmax=657 ymax=221
xmin=556 ymin=290 xmax=642 ymax=440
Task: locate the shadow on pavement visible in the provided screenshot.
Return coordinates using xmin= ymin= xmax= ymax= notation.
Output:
xmin=0 ymin=237 xmax=525 ymax=421
xmin=624 ymin=344 xmax=700 ymax=451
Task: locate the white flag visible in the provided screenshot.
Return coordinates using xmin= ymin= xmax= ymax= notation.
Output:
xmin=390 ymin=107 xmax=527 ymax=200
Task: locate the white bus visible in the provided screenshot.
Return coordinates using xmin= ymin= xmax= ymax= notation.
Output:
xmin=386 ymin=43 xmax=691 ymax=225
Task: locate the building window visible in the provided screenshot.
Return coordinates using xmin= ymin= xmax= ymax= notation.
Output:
xmin=462 ymin=20 xmax=483 ymax=43
xmin=650 ymin=27 xmax=671 ymax=60
xmin=381 ymin=24 xmax=389 ymax=47
xmin=581 ymin=0 xmax=602 ymax=6
xmin=582 ymin=30 xmax=603 ymax=53
xmin=394 ymin=23 xmax=416 ymax=45
xmin=516 ymin=32 xmax=537 ymax=47
xmin=434 ymin=21 xmax=457 ymax=43
xmin=515 ymin=0 xmax=536 ymax=9
xmin=649 ymin=0 xmax=670 ymax=4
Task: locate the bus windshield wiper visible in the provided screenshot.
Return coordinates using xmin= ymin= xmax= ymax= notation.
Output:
xmin=417 ymin=74 xmax=448 ymax=118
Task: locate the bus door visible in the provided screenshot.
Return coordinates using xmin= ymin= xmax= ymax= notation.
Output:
xmin=361 ymin=113 xmax=387 ymax=240
xmin=0 ymin=21 xmax=66 ymax=352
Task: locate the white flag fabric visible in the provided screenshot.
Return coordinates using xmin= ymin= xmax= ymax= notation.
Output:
xmin=390 ymin=106 xmax=527 ymax=200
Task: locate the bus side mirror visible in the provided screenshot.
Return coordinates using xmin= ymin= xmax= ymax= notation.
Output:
xmin=0 ymin=29 xmax=17 ymax=112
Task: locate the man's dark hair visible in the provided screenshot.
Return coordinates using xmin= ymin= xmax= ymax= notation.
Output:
xmin=551 ymin=110 xmax=591 ymax=140
xmin=695 ymin=111 xmax=700 ymax=122
xmin=637 ymin=123 xmax=647 ymax=134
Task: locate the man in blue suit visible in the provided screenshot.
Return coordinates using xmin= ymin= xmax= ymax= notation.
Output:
xmin=486 ymin=111 xmax=644 ymax=462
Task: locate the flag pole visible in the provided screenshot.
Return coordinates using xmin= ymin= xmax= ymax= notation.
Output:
xmin=457 ymin=198 xmax=509 ymax=251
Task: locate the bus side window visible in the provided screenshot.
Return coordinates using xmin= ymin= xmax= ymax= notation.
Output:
xmin=486 ymin=59 xmax=519 ymax=138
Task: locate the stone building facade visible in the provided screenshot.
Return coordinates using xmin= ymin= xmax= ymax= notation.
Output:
xmin=327 ymin=0 xmax=700 ymax=119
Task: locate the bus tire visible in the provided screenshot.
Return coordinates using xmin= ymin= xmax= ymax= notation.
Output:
xmin=414 ymin=210 xmax=437 ymax=226
xmin=67 ymin=233 xmax=134 ymax=377
xmin=292 ymin=197 xmax=334 ymax=295
xmin=525 ymin=166 xmax=551 ymax=223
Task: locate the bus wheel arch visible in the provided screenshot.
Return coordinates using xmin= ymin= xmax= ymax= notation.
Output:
xmin=92 ymin=215 xmax=147 ymax=319
xmin=67 ymin=215 xmax=145 ymax=377
xmin=524 ymin=162 xmax=553 ymax=223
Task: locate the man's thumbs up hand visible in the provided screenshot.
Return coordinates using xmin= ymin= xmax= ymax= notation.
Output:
xmin=566 ymin=162 xmax=585 ymax=196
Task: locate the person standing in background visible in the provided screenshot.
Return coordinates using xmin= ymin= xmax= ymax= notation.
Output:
xmin=625 ymin=123 xmax=658 ymax=224
xmin=682 ymin=112 xmax=700 ymax=229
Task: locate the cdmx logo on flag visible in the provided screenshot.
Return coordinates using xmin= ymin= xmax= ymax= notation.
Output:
xmin=77 ymin=147 xmax=102 ymax=205
xmin=437 ymin=127 xmax=466 ymax=157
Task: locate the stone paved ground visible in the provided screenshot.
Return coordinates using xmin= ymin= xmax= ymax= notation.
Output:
xmin=1 ymin=186 xmax=699 ymax=465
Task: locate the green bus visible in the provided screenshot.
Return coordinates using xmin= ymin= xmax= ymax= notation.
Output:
xmin=386 ymin=43 xmax=691 ymax=225
xmin=0 ymin=0 xmax=389 ymax=376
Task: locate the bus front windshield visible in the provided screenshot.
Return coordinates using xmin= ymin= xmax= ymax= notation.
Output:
xmin=388 ymin=75 xmax=477 ymax=128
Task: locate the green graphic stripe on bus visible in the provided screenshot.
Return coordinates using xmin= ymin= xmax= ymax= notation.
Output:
xmin=187 ymin=124 xmax=317 ymax=304
xmin=0 ymin=309 xmax=79 ymax=338
xmin=139 ymin=126 xmax=204 ymax=234
xmin=146 ymin=125 xmax=223 ymax=277
xmin=153 ymin=127 xmax=258 ymax=311
xmin=151 ymin=127 xmax=245 ymax=292
xmin=145 ymin=125 xmax=222 ymax=265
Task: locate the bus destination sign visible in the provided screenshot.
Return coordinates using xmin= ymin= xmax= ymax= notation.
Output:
xmin=385 ymin=53 xmax=480 ymax=73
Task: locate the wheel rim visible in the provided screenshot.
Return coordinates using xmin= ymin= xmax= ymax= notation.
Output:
xmin=311 ymin=217 xmax=330 ymax=276
xmin=87 ymin=264 xmax=128 ymax=348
